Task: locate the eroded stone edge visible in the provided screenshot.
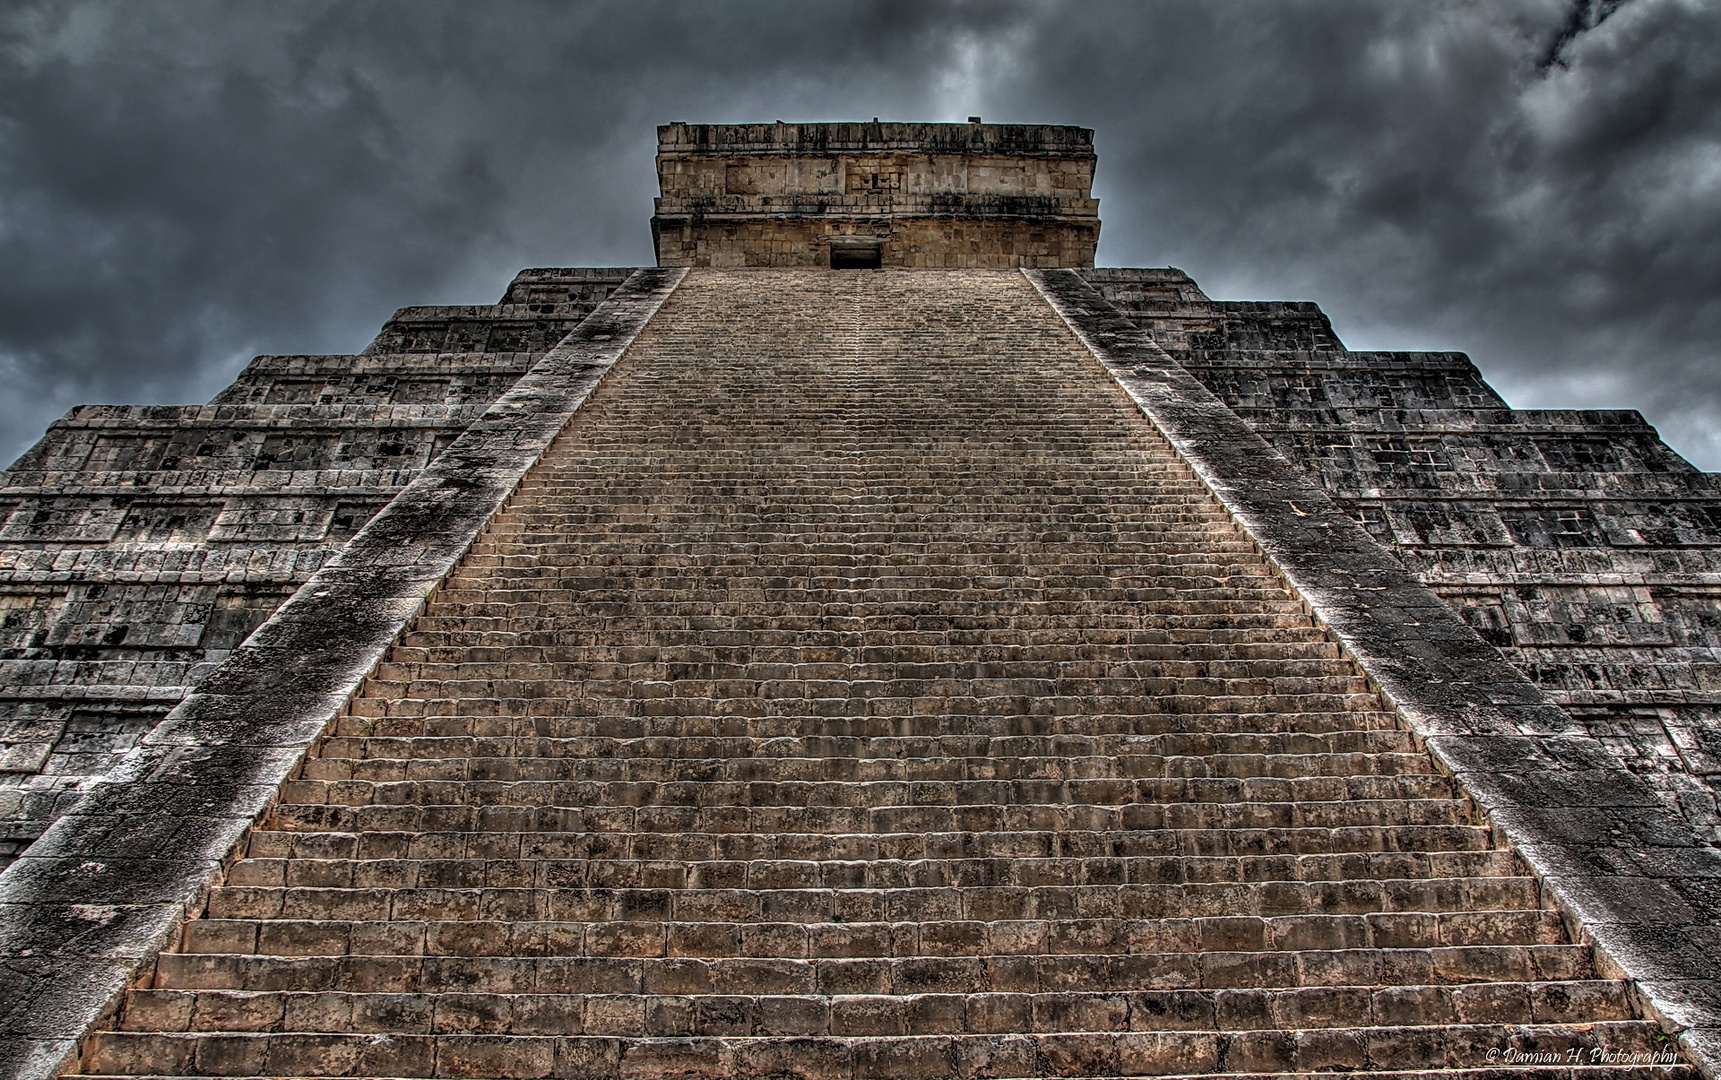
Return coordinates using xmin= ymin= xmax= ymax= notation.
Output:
xmin=0 ymin=266 xmax=689 ymax=1080
xmin=1027 ymin=266 xmax=1721 ymax=1080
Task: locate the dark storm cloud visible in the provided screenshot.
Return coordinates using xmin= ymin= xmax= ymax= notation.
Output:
xmin=3 ymin=0 xmax=1719 ymax=467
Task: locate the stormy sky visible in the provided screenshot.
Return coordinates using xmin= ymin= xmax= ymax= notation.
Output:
xmin=3 ymin=0 xmax=1719 ymax=467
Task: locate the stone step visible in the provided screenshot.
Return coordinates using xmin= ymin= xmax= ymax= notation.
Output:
xmin=472 ymin=494 xmax=1246 ymax=504
xmin=463 ymin=532 xmax=1254 ymax=547
xmin=239 ymin=818 xmax=1480 ymax=870
xmin=433 ymin=571 xmax=1306 ymax=598
xmin=311 ymin=727 xmax=1421 ymax=760
xmin=201 ymin=877 xmax=1542 ymax=924
xmin=382 ymin=641 xmax=1351 ymax=663
xmin=487 ymin=479 xmax=1228 ymax=490
xmin=356 ymin=670 xmax=1376 ymax=694
xmin=178 ymin=908 xmax=1564 ymax=958
xmin=215 ymin=852 xmax=1520 ymax=893
xmin=454 ymin=522 xmax=1265 ymax=537
xmin=401 ymin=613 xmax=1333 ymax=635
xmin=353 ymin=695 xmax=1383 ymax=721
xmin=269 ymin=780 xmax=1465 ymax=820
xmin=333 ymin=710 xmax=1407 ymax=738
xmin=463 ymin=518 xmax=1263 ymax=532
xmin=243 ymin=832 xmax=1522 ymax=878
xmin=465 ymin=530 xmax=1273 ymax=542
xmin=502 ymin=467 xmax=1215 ymax=478
xmin=271 ymin=782 xmax=1465 ymax=825
xmin=367 ymin=655 xmax=1362 ymax=677
xmin=64 ymin=1071 xmax=1704 ymax=1080
xmin=267 ymin=806 xmax=1495 ymax=854
xmin=403 ymin=617 xmax=1334 ymax=634
xmin=76 ymin=1020 xmax=1669 ymax=1078
xmin=391 ymin=619 xmax=1342 ymax=644
xmin=451 ymin=543 xmax=1277 ymax=560
xmin=312 ymin=731 xmax=1420 ymax=758
xmin=116 ymin=981 xmax=1635 ymax=1037
xmin=341 ymin=693 xmax=1390 ymax=721
xmin=432 ymin=559 xmax=1282 ymax=576
xmin=151 ymin=944 xmax=1595 ymax=994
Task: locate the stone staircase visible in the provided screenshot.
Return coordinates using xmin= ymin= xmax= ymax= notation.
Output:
xmin=66 ymin=270 xmax=1686 ymax=1078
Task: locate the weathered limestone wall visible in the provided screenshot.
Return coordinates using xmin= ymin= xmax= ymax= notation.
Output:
xmin=652 ymin=121 xmax=1099 ymax=268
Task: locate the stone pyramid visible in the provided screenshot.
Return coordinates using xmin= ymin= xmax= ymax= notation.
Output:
xmin=0 ymin=123 xmax=1715 ymax=1080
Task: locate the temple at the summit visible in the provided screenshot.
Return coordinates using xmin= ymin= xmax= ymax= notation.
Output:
xmin=650 ymin=121 xmax=1100 ymax=268
xmin=0 ymin=122 xmax=1716 ymax=1080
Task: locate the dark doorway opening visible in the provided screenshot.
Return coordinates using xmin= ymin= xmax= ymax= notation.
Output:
xmin=830 ymin=243 xmax=882 ymax=269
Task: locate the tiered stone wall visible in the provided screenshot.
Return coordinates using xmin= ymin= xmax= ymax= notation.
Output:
xmin=1083 ymin=267 xmax=1721 ymax=845
xmin=0 ymin=269 xmax=637 ymax=868
xmin=652 ymin=122 xmax=1099 ymax=268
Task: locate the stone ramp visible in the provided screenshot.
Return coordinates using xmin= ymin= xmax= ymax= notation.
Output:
xmin=65 ymin=270 xmax=1685 ymax=1078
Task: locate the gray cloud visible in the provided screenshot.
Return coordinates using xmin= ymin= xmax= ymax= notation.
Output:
xmin=3 ymin=0 xmax=1719 ymax=467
